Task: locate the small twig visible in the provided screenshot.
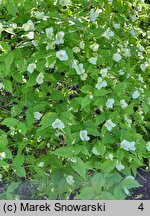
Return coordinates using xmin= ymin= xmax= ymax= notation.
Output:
xmin=137 ymin=171 xmax=147 ymax=182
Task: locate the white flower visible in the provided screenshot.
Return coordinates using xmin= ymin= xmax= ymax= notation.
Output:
xmin=0 ymin=83 xmax=4 ymax=89
xmin=103 ymin=28 xmax=114 ymax=40
xmin=45 ymin=27 xmax=53 ymax=39
xmin=124 ymin=115 xmax=132 ymax=128
xmin=116 ymin=161 xmax=125 ymax=171
xmin=35 ymin=11 xmax=44 ymax=19
xmin=138 ymin=74 xmax=144 ymax=83
xmin=92 ymin=147 xmax=99 ymax=155
xmin=52 ymin=119 xmax=65 ymax=130
xmin=130 ymin=28 xmax=136 ymax=36
xmin=122 ymin=48 xmax=131 ymax=57
xmin=95 ymin=77 xmax=107 ymax=89
xmin=27 ymin=63 xmax=36 ymax=73
xmin=113 ymin=52 xmax=122 ymax=62
xmin=88 ymin=92 xmax=93 ymax=99
xmin=80 ymin=73 xmax=87 ymax=81
xmin=104 ymin=119 xmax=116 ymax=131
xmin=79 ymin=130 xmax=90 ymax=141
xmin=34 ymin=112 xmax=42 ymax=120
xmin=55 ymin=31 xmax=65 ymax=44
xmin=90 ymin=43 xmax=99 ymax=52
xmin=72 ymin=60 xmax=85 ymax=75
xmin=146 ymin=141 xmax=150 ymax=151
xmin=72 ymin=47 xmax=80 ymax=53
xmin=32 ymin=40 xmax=38 ymax=47
xmin=56 ymin=50 xmax=68 ymax=61
xmin=69 ymin=158 xmax=77 ymax=163
xmin=22 ymin=20 xmax=35 ymax=31
xmin=106 ymin=153 xmax=114 ymax=160
xmin=77 ymin=63 xmax=85 ymax=75
xmin=137 ymin=44 xmax=144 ymax=52
xmin=90 ymin=9 xmax=100 ymax=21
xmin=113 ymin=23 xmax=120 ymax=29
xmin=38 ymin=162 xmax=44 ymax=167
xmin=66 ymin=175 xmax=75 ymax=185
xmin=120 ymin=139 xmax=136 ymax=151
xmin=120 ymin=99 xmax=128 ymax=109
xmin=140 ymin=62 xmax=148 ymax=72
xmin=36 ymin=72 xmax=44 ymax=84
xmin=132 ymin=90 xmax=140 ymax=99
xmin=100 ymin=68 xmax=108 ymax=77
xmin=119 ymin=69 xmax=125 ymax=75
xmin=79 ymin=41 xmax=85 ymax=49
xmin=0 ymin=152 xmax=6 ymax=160
xmin=59 ymin=0 xmax=72 ymax=6
xmin=89 ymin=57 xmax=97 ymax=65
xmin=106 ymin=98 xmax=115 ymax=109
xmin=26 ymin=31 xmax=34 ymax=39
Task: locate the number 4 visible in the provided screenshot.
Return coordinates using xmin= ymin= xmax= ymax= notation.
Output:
xmin=138 ymin=203 xmax=144 ymax=211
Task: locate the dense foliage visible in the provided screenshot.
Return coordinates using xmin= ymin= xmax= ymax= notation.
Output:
xmin=0 ymin=0 xmax=149 ymax=199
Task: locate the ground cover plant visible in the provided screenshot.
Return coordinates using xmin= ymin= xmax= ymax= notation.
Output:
xmin=0 ymin=0 xmax=150 ymax=200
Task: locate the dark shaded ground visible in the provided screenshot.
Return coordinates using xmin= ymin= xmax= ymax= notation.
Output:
xmin=0 ymin=168 xmax=150 ymax=200
xmin=127 ymin=168 xmax=150 ymax=200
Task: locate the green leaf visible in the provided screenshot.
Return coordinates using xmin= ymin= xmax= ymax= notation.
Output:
xmin=77 ymin=187 xmax=95 ymax=200
xmin=91 ymin=173 xmax=105 ymax=194
xmin=7 ymin=3 xmax=17 ymax=16
xmin=114 ymin=83 xmax=127 ymax=94
xmin=96 ymin=191 xmax=115 ymax=200
xmin=71 ymin=158 xmax=86 ymax=179
xmin=113 ymin=186 xmax=126 ymax=200
xmin=40 ymin=112 xmax=57 ymax=127
xmin=3 ymin=80 xmax=13 ymax=93
xmin=86 ymin=127 xmax=100 ymax=136
xmin=52 ymin=146 xmax=74 ymax=158
xmin=101 ymin=160 xmax=117 ymax=174
xmin=1 ymin=118 xmax=18 ymax=127
xmin=14 ymin=165 xmax=26 ymax=177
xmin=13 ymin=155 xmax=24 ymax=166
xmin=17 ymin=122 xmax=27 ymax=135
xmin=94 ymin=89 xmax=110 ymax=96
xmin=26 ymin=108 xmax=34 ymax=130
xmin=80 ymin=85 xmax=93 ymax=94
xmin=6 ymin=182 xmax=21 ymax=193
xmin=121 ymin=177 xmax=141 ymax=190
xmin=0 ymin=135 xmax=8 ymax=149
xmin=4 ymin=52 xmax=14 ymax=76
xmin=81 ymin=96 xmax=91 ymax=109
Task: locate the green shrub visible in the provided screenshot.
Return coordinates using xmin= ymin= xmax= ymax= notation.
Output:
xmin=0 ymin=0 xmax=149 ymax=199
